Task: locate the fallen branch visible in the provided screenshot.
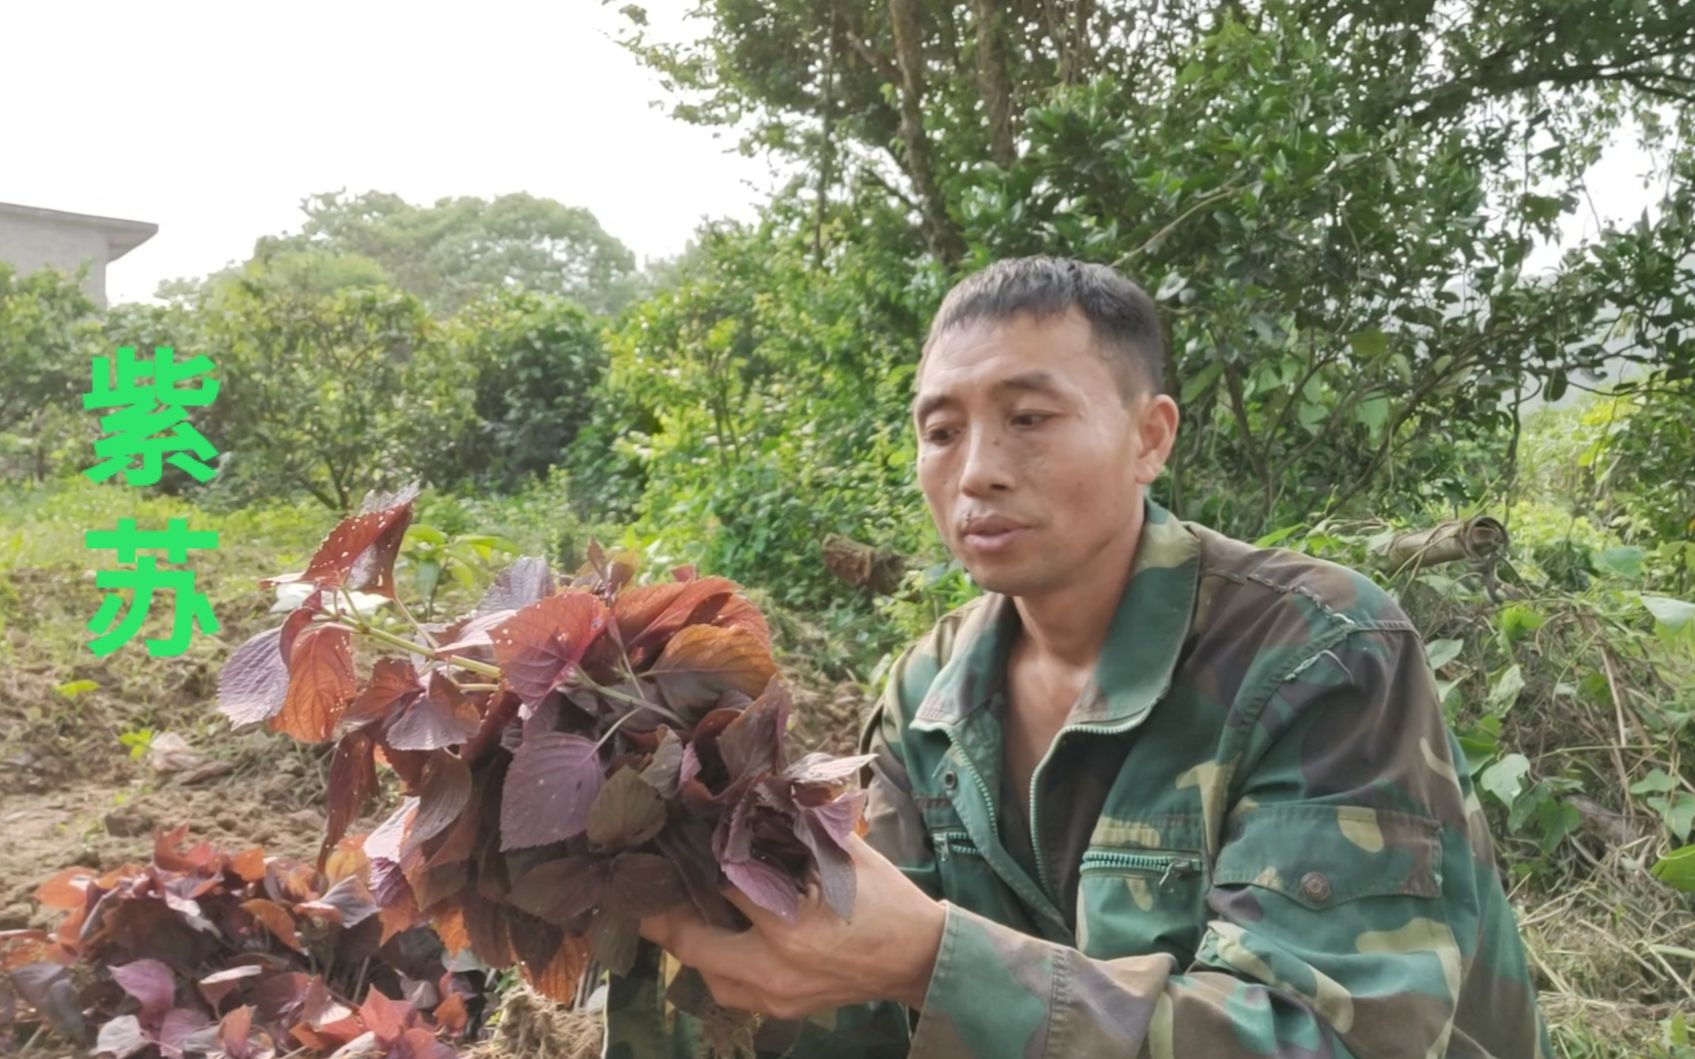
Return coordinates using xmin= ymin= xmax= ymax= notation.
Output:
xmin=1382 ymin=516 xmax=1509 ymax=571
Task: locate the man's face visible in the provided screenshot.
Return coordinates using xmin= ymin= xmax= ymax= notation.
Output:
xmin=912 ymin=308 xmax=1175 ymax=599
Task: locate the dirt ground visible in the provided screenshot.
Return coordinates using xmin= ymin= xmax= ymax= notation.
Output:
xmin=0 ymin=747 xmax=329 ymax=930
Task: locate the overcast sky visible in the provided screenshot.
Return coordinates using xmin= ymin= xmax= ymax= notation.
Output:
xmin=1 ymin=0 xmax=777 ymax=305
xmin=2 ymin=2 xmax=1668 ymax=306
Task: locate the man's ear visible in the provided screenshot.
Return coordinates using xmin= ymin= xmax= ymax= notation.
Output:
xmin=1132 ymin=393 xmax=1180 ymax=486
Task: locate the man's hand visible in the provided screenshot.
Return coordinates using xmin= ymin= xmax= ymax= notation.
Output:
xmin=639 ymin=832 xmax=946 ymax=1019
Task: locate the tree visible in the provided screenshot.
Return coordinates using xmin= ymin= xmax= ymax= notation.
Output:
xmin=432 ymin=291 xmax=610 ymax=490
xmin=618 ymin=0 xmax=1693 ymax=238
xmin=188 ymin=255 xmax=474 ymax=511
xmin=259 ymin=191 xmax=641 ymax=316
xmin=608 ymin=0 xmax=1694 ymax=537
xmin=572 ymin=208 xmax=941 ymax=612
xmin=0 ymin=264 xmax=101 ymax=483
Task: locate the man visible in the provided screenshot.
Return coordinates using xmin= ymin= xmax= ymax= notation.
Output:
xmin=615 ymin=256 xmax=1550 ymax=1057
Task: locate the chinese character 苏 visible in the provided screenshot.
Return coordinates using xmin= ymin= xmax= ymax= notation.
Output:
xmin=83 ymin=346 xmax=221 ymax=487
xmin=85 ymin=517 xmax=220 ymax=657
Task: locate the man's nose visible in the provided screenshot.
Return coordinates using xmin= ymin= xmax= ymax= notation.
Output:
xmin=959 ymin=424 xmax=1012 ymax=496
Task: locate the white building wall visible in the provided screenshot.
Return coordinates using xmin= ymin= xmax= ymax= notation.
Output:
xmin=0 ymin=210 xmax=115 ymax=306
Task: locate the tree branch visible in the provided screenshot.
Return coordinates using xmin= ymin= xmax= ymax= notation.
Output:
xmin=861 ymin=164 xmax=924 ymax=215
xmin=888 ymin=0 xmax=967 ymax=263
xmin=972 ymin=0 xmax=1017 ymax=167
xmin=843 ymin=27 xmax=900 ymax=85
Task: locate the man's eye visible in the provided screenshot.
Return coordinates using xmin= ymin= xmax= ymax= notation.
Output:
xmin=922 ymin=427 xmax=958 ymax=445
xmin=1011 ymin=412 xmax=1052 ymax=429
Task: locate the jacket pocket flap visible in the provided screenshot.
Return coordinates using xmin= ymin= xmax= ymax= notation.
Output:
xmin=1212 ymin=804 xmax=1443 ymax=909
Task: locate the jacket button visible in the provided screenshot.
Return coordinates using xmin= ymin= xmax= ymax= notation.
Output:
xmin=1299 ymin=871 xmax=1332 ymax=904
xmin=942 ymin=770 xmax=958 ymax=790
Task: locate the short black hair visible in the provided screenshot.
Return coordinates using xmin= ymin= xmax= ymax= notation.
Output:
xmin=920 ymin=256 xmax=1166 ymax=398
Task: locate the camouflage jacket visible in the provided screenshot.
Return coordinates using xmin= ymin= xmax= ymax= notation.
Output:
xmin=605 ymin=500 xmax=1551 ymax=1058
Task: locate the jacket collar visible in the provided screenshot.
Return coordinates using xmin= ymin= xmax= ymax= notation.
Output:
xmin=912 ymin=498 xmax=1200 ymax=732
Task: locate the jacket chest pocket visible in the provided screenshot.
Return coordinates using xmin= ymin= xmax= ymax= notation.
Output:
xmin=926 ymin=819 xmax=1048 ymax=935
xmin=918 ymin=761 xmax=1000 ymax=895
xmin=1075 ymin=842 xmax=1209 ymax=963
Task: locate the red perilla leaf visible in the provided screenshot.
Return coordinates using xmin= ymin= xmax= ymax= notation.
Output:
xmin=218 ymin=626 xmax=290 ymax=727
xmin=721 ymin=856 xmax=802 ymax=924
xmin=241 ymin=898 xmax=303 ymax=953
xmin=462 ymin=687 xmax=522 ymax=766
xmin=796 ymin=791 xmax=867 ymax=920
xmin=588 ymin=910 xmax=640 ymax=976
xmin=460 ymin=888 xmax=514 ymax=968
xmin=519 ymin=934 xmax=592 ymax=1004
xmin=601 ymin=853 xmax=688 ymax=920
xmin=490 ymin=592 xmax=610 ymax=706
xmin=784 ymin=751 xmax=877 ymax=789
xmin=216 ymin=1004 xmax=264 ymax=1059
xmin=433 ymin=610 xmax=513 ymax=657
xmin=500 ymin=731 xmax=604 ymax=850
xmin=96 ymin=1014 xmax=149 ymax=1058
xmin=641 ymin=727 xmax=685 ymax=798
xmin=35 ymin=866 xmax=97 ymax=910
xmin=197 ymin=966 xmax=264 ymax=1009
xmin=805 ymin=789 xmax=867 ymax=847
xmin=260 ymin=483 xmax=418 ymax=600
xmin=296 ymin=875 xmax=378 ymax=927
xmin=614 ymin=576 xmax=770 ymax=666
xmin=364 ymin=799 xmax=414 ymax=864
xmin=581 ymin=539 xmax=639 ymax=598
xmin=343 ymin=657 xmax=425 ymax=729
xmin=394 ymin=1026 xmax=459 ymax=1059
xmin=10 ymin=962 xmax=85 ymax=1043
xmin=477 ymin=556 xmax=557 ymax=614
xmin=157 ymin=1006 xmax=211 ymax=1058
xmin=358 ymin=987 xmax=416 ymax=1042
xmin=155 ymin=823 xmax=215 ymax=873
xmin=320 ymin=729 xmax=378 ymax=870
xmin=407 ymin=751 xmax=473 ymax=852
xmin=656 ymin=821 xmax=741 ymax=929
xmin=272 ymin=626 xmax=356 ymax=744
xmin=385 ymin=676 xmax=479 ymax=752
xmin=506 ymin=856 xmax=604 ymax=925
xmin=277 ymin=589 xmax=322 ymax=664
xmin=111 ymin=958 xmax=176 ymax=1019
xmin=647 ymin=625 xmax=778 ymax=713
xmin=585 ymin=767 xmax=667 ymax=851
xmin=717 ymin=678 xmax=793 ymax=780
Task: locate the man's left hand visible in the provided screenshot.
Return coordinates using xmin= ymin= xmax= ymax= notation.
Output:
xmin=639 ymin=832 xmax=946 ymax=1019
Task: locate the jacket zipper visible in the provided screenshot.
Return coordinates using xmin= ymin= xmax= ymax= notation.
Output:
xmin=935 ymin=830 xmax=980 ymax=856
xmin=1079 ymin=849 xmax=1204 ymax=889
xmin=946 ymin=753 xmax=1072 ymax=930
xmin=951 ymin=753 xmax=1001 ymax=840
xmin=1027 ymin=719 xmax=1153 ymax=906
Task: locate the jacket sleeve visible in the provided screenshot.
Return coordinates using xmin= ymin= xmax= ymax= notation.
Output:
xmin=903 ymin=628 xmax=1551 ymax=1059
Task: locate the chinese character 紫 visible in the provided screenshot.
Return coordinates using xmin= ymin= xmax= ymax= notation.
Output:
xmin=83 ymin=346 xmax=221 ymax=487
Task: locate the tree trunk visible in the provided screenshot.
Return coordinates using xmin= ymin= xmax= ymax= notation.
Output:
xmin=814 ymin=7 xmax=841 ymax=270
xmin=973 ymin=0 xmax=1017 ymax=167
xmin=1045 ymin=0 xmax=1095 ymax=84
xmin=889 ymin=0 xmax=967 ymax=263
